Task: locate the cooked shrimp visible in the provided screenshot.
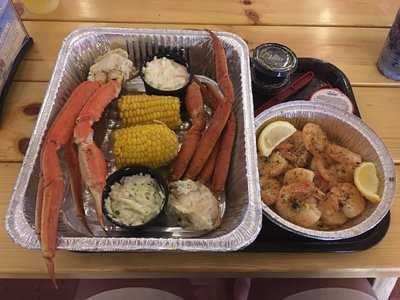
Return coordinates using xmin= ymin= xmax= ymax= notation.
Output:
xmin=331 ymin=163 xmax=356 ymax=183
xmin=302 ymin=123 xmax=328 ymax=156
xmin=276 ymin=182 xmax=322 ymax=228
xmin=313 ymin=172 xmax=331 ymax=193
xmin=313 ymin=155 xmax=338 ymax=186
xmin=283 ymin=168 xmax=315 ymax=185
xmin=309 ymin=157 xmax=332 ymax=192
xmin=258 ymin=151 xmax=289 ymax=178
xmin=291 ymin=197 xmax=321 ymax=228
xmin=325 ymin=144 xmax=362 ymax=166
xmin=319 ymin=195 xmax=348 ymax=226
xmin=310 ymin=157 xmax=318 ymax=171
xmin=277 ymin=131 xmax=311 ymax=168
xmin=260 ymin=176 xmax=281 ymax=205
xmin=329 ymin=183 xmax=366 ymax=218
xmin=314 ymin=155 xmax=355 ymax=186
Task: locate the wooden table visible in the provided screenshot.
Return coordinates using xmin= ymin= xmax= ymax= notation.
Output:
xmin=1 ymin=0 xmax=399 ymax=279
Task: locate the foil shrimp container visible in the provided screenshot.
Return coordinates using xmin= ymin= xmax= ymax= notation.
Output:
xmin=5 ymin=28 xmax=262 ymax=251
xmin=255 ymin=101 xmax=396 ymax=240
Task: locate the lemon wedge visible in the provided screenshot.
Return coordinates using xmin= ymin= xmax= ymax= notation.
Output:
xmin=354 ymin=162 xmax=381 ymax=203
xmin=257 ymin=121 xmax=296 ymax=157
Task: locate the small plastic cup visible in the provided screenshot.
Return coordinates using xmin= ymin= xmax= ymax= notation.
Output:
xmin=140 ymin=50 xmax=192 ymax=100
xmin=377 ymin=9 xmax=400 ymax=81
xmin=102 ymin=166 xmax=168 ymax=230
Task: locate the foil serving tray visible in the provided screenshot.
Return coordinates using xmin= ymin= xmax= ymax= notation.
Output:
xmin=5 ymin=28 xmax=262 ymax=252
xmin=255 ymin=101 xmax=396 ymax=240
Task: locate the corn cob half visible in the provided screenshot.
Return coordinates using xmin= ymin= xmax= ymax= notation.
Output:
xmin=118 ymin=95 xmax=182 ymax=129
xmin=113 ymin=123 xmax=178 ymax=168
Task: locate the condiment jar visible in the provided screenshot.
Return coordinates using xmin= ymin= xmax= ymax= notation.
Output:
xmin=251 ymin=43 xmax=298 ymax=95
xmin=310 ymin=88 xmax=354 ymax=114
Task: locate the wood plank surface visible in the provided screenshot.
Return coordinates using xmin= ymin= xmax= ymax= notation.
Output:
xmin=0 ymin=82 xmax=43 ymax=162
xmin=1 ymin=163 xmax=399 ymax=278
xmin=19 ymin=0 xmax=399 ymax=28
xmin=2 ymin=0 xmax=400 ymax=279
xmin=2 ymin=82 xmax=399 ymax=163
xmin=14 ymin=60 xmax=54 ymax=82
xmin=355 ymin=87 xmax=400 ymax=162
xmin=16 ymin=21 xmax=400 ymax=87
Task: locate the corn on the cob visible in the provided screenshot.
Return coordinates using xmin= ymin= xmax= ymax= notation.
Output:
xmin=113 ymin=123 xmax=178 ymax=168
xmin=118 ymin=95 xmax=182 ymax=129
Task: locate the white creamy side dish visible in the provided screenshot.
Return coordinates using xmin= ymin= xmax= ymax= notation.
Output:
xmin=88 ymin=48 xmax=135 ymax=83
xmin=142 ymin=56 xmax=189 ymax=91
xmin=167 ymin=180 xmax=221 ymax=231
xmin=104 ymin=174 xmax=164 ymax=226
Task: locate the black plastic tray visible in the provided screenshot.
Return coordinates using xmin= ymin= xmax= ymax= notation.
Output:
xmin=246 ymin=57 xmax=390 ymax=252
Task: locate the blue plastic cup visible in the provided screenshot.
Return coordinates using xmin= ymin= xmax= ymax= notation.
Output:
xmin=377 ymin=9 xmax=400 ymax=81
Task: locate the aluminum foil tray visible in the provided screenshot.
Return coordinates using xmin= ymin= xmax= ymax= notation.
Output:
xmin=6 ymin=28 xmax=262 ymax=252
xmin=255 ymin=101 xmax=396 ymax=240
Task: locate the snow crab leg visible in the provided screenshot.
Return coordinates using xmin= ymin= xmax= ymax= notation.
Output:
xmin=74 ymin=80 xmax=121 ymax=228
xmin=63 ymin=138 xmax=92 ymax=235
xmin=206 ymin=30 xmax=235 ymax=105
xmin=200 ymin=80 xmax=237 ymax=194
xmin=204 ymin=32 xmax=237 ymax=195
xmin=35 ymin=175 xmax=44 ymax=236
xmin=184 ymin=31 xmax=235 ymax=179
xmin=198 ymin=139 xmax=220 ymax=184
xmin=170 ymin=81 xmax=205 ymax=181
xmin=37 ymin=81 xmax=101 ymax=287
xmin=212 ymin=114 xmax=236 ymax=195
xmin=196 ymin=81 xmax=222 ymax=185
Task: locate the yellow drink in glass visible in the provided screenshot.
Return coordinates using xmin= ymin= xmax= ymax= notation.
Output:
xmin=22 ymin=0 xmax=59 ymax=14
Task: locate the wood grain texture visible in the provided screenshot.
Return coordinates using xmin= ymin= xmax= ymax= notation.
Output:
xmin=14 ymin=60 xmax=54 ymax=82
xmin=19 ymin=0 xmax=399 ymax=27
xmin=1 ymin=82 xmax=399 ymax=163
xmin=2 ymin=1 xmax=400 ymax=278
xmin=0 ymin=163 xmax=399 ymax=278
xmin=17 ymin=21 xmax=400 ymax=87
xmin=355 ymin=87 xmax=400 ymax=161
xmin=0 ymin=82 xmax=43 ymax=161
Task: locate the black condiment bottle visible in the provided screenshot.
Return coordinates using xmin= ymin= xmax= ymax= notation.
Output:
xmin=251 ymin=43 xmax=298 ymax=97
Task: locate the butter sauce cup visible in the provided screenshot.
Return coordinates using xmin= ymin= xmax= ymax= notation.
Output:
xmin=140 ymin=49 xmax=193 ymax=100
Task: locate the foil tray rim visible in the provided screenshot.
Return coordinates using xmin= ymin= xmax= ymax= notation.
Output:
xmin=255 ymin=101 xmax=396 ymax=240
xmin=5 ymin=27 xmax=262 ymax=252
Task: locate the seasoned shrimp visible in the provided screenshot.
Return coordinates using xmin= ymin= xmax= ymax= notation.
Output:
xmin=277 ymin=131 xmax=311 ymax=167
xmin=313 ymin=155 xmax=338 ymax=185
xmin=283 ymin=168 xmax=315 ymax=185
xmin=310 ymin=156 xmax=318 ymax=171
xmin=319 ymin=195 xmax=348 ymax=226
xmin=313 ymin=172 xmax=331 ymax=193
xmin=325 ymin=144 xmax=362 ymax=166
xmin=329 ymin=183 xmax=366 ymax=218
xmin=291 ymin=197 xmax=321 ymax=228
xmin=311 ymin=157 xmax=331 ymax=192
xmin=302 ymin=123 xmax=328 ymax=156
xmin=331 ymin=163 xmax=356 ymax=183
xmin=260 ymin=176 xmax=281 ymax=205
xmin=314 ymin=155 xmax=355 ymax=186
xmin=258 ymin=151 xmax=289 ymax=178
xmin=276 ymin=182 xmax=322 ymax=228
